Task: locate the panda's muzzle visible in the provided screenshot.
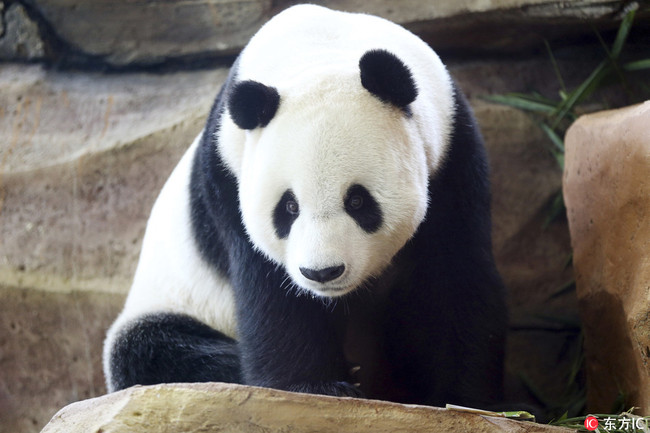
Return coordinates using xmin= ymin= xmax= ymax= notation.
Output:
xmin=299 ymin=265 xmax=345 ymax=283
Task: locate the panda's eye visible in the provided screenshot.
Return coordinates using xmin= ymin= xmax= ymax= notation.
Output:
xmin=286 ymin=200 xmax=299 ymax=215
xmin=274 ymin=190 xmax=299 ymax=239
xmin=345 ymin=184 xmax=383 ymax=233
xmin=348 ymin=195 xmax=364 ymax=210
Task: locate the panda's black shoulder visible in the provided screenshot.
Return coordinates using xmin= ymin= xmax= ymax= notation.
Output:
xmin=444 ymin=81 xmax=490 ymax=207
xmin=416 ymin=80 xmax=493 ymax=259
xmin=188 ymin=60 xmax=245 ymax=276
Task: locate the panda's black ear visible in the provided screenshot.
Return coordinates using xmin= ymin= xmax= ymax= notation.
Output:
xmin=228 ymin=80 xmax=280 ymax=130
xmin=359 ymin=49 xmax=418 ymax=110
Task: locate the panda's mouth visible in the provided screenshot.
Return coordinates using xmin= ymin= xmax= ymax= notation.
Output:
xmin=316 ymin=286 xmax=348 ymax=294
xmin=300 ymin=280 xmax=357 ymax=298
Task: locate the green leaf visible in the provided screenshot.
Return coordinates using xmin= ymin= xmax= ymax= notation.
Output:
xmin=611 ymin=7 xmax=636 ymax=59
xmin=483 ymin=93 xmax=558 ymax=114
xmin=544 ymin=189 xmax=566 ymax=228
xmin=547 ymin=279 xmax=576 ymax=300
xmin=567 ymin=338 xmax=584 ymax=386
xmin=539 ymin=122 xmax=565 ymax=153
xmin=534 ymin=313 xmax=581 ymax=330
xmin=502 ymin=411 xmax=536 ymax=421
xmin=563 ymin=252 xmax=573 ymax=270
xmin=554 ymin=412 xmax=569 ymax=423
xmin=548 ymin=147 xmax=565 ymax=171
xmin=552 ymin=61 xmax=609 ymax=128
xmin=545 ymin=39 xmax=566 ymax=93
xmin=623 ymin=59 xmax=650 ymax=71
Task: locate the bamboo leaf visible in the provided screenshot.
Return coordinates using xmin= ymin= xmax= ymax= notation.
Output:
xmin=623 ymin=59 xmax=650 ymax=71
xmin=567 ymin=337 xmax=584 ymax=386
xmin=612 ymin=7 xmax=636 ymax=59
xmin=552 ymin=61 xmax=609 ymax=128
xmin=539 ymin=122 xmax=565 ymax=153
xmin=545 ymin=39 xmax=566 ymax=93
xmin=547 ymin=279 xmax=576 ymax=300
xmin=563 ymin=252 xmax=573 ymax=270
xmin=548 ymin=147 xmax=565 ymax=171
xmin=483 ymin=93 xmax=558 ymax=114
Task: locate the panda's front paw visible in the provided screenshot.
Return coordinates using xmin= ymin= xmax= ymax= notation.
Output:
xmin=287 ymin=381 xmax=364 ymax=398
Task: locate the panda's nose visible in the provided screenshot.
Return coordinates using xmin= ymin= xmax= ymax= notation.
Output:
xmin=300 ymin=265 xmax=345 ymax=283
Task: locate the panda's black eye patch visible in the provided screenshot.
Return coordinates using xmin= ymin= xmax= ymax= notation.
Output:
xmin=345 ymin=184 xmax=382 ymax=233
xmin=273 ymin=190 xmax=299 ymax=239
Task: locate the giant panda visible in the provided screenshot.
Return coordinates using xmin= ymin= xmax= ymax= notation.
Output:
xmin=103 ymin=4 xmax=508 ymax=408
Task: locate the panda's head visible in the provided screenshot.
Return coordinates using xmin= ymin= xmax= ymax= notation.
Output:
xmin=225 ymin=50 xmax=445 ymax=298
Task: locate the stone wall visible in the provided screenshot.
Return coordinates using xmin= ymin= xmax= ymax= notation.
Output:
xmin=1 ymin=1 xmax=648 ymax=432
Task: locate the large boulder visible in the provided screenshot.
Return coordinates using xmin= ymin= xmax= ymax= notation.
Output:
xmin=564 ymin=101 xmax=650 ymax=413
xmin=40 ymin=382 xmax=573 ymax=433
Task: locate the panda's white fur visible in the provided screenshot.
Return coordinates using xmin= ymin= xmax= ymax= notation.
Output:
xmin=219 ymin=5 xmax=453 ymax=179
xmin=103 ymin=133 xmax=238 ymax=388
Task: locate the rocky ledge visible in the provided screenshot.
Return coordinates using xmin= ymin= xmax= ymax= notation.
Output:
xmin=41 ymin=382 xmax=573 ymax=433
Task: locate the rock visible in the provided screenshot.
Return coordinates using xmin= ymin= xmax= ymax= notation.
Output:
xmin=564 ymin=101 xmax=650 ymax=413
xmin=40 ymin=382 xmax=573 ymax=433
xmin=13 ymin=0 xmax=636 ymax=67
xmin=22 ymin=0 xmax=274 ymax=66
xmin=0 ymin=2 xmax=45 ymax=61
xmin=0 ymin=64 xmax=228 ymax=294
xmin=0 ymin=285 xmax=123 ymax=433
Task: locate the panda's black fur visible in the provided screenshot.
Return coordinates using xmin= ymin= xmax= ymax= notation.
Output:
xmin=106 ymin=5 xmax=508 ymax=409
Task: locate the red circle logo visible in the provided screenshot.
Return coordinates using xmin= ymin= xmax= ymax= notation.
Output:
xmin=585 ymin=416 xmax=599 ymax=431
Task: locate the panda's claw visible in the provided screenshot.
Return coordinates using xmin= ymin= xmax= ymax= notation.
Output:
xmin=349 ymin=365 xmax=361 ymax=375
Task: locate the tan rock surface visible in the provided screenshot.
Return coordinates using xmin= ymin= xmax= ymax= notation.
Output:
xmin=0 ymin=286 xmax=123 ymax=433
xmin=564 ymin=101 xmax=650 ymax=413
xmin=40 ymin=382 xmax=572 ymax=433
xmin=0 ymin=64 xmax=228 ymax=294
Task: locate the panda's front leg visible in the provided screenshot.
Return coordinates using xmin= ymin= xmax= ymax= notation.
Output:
xmin=230 ymin=248 xmax=362 ymax=398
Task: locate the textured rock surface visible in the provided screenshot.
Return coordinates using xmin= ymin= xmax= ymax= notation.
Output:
xmin=40 ymin=382 xmax=573 ymax=433
xmin=0 ymin=64 xmax=228 ymax=294
xmin=564 ymin=101 xmax=650 ymax=413
xmin=0 ymin=286 xmax=123 ymax=433
xmin=3 ymin=0 xmax=637 ymax=67
xmin=0 ymin=2 xmax=45 ymax=61
xmin=20 ymin=0 xmax=273 ymax=66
